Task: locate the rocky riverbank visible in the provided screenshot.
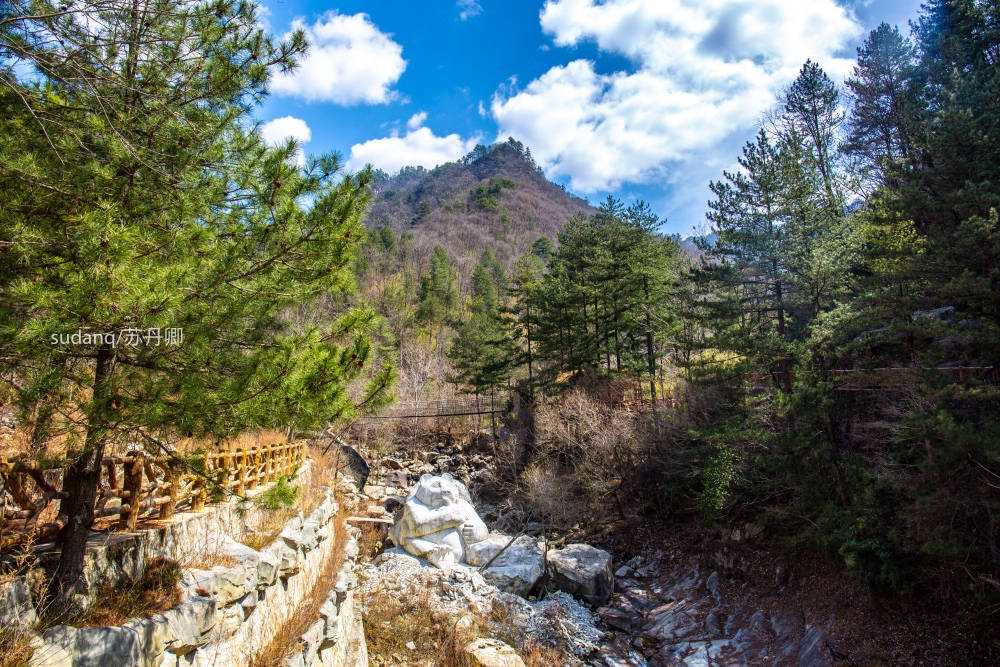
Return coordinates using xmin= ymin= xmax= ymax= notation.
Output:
xmin=338 ymin=433 xmax=848 ymax=666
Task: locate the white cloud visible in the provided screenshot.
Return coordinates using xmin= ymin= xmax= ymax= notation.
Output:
xmin=259 ymin=116 xmax=312 ymax=166
xmin=271 ymin=12 xmax=406 ymax=105
xmin=406 ymin=111 xmax=428 ymax=130
xmin=491 ymin=0 xmax=862 ymax=194
xmin=457 ymin=0 xmax=483 ymax=20
xmin=347 ymin=117 xmax=480 ymax=173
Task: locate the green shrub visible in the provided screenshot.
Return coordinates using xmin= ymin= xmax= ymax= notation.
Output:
xmin=257 ymin=475 xmax=300 ymax=510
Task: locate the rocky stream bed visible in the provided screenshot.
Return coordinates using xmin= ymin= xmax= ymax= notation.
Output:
xmin=336 ymin=433 xmax=840 ymax=666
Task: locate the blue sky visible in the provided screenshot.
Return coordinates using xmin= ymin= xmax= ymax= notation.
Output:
xmin=256 ymin=0 xmax=925 ymax=236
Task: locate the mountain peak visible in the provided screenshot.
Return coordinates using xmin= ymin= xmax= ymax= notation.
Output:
xmin=365 ymin=140 xmax=593 ymax=275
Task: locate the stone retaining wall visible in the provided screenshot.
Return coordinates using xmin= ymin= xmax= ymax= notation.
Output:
xmin=0 ymin=458 xmax=368 ymax=666
xmin=1 ymin=459 xmax=315 ymax=630
xmin=282 ymin=527 xmax=367 ymax=667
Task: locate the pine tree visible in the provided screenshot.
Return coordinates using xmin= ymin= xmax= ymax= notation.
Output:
xmin=843 ymin=23 xmax=918 ymax=187
xmin=470 ymin=247 xmax=507 ymax=313
xmin=509 ymin=254 xmax=545 ymax=397
xmin=529 ymin=199 xmax=680 ymax=391
xmin=784 ymin=60 xmax=845 ymax=211
xmin=698 ymin=130 xmax=792 ymax=384
xmin=448 ymin=250 xmax=515 ymax=396
xmin=417 ymin=246 xmax=460 ymax=327
xmin=905 ymin=0 xmax=1000 ymax=328
xmin=0 ymin=0 xmax=393 ymax=603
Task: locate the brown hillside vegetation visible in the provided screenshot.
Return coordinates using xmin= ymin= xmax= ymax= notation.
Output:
xmin=365 ymin=139 xmax=594 ymax=276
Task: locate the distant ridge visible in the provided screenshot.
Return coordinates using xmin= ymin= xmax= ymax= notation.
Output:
xmin=364 ymin=138 xmax=595 ymax=276
xmin=679 ymin=232 xmax=717 ymax=260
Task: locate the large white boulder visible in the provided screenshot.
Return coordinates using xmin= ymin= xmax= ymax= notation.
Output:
xmin=390 ymin=474 xmax=488 ymax=569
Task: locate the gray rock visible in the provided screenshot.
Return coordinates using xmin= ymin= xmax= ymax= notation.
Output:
xmin=302 ymin=618 xmax=325 ymax=664
xmin=320 ymin=603 xmax=341 ymax=647
xmin=385 ymin=470 xmax=408 ymax=488
xmin=461 ymin=637 xmax=525 ymax=666
xmin=705 ymin=570 xmax=720 ymax=600
xmin=465 ymin=534 xmax=515 ymax=568
xmin=0 ymin=578 xmax=38 ymax=631
xmin=597 ymin=606 xmax=635 ymax=632
xmin=160 ymin=596 xmax=216 ymax=654
xmin=123 ymin=615 xmax=172 ymax=663
xmin=238 ymin=590 xmax=258 ymax=618
xmin=257 ymin=550 xmax=280 ymax=587
xmin=218 ymin=602 xmax=244 ymax=638
xmin=268 ymin=539 xmax=302 ymax=577
xmin=797 ymin=625 xmax=831 ymax=666
xmin=705 ymin=609 xmax=722 ymax=636
xmin=913 ymin=305 xmax=956 ymax=321
xmin=748 ymin=609 xmax=772 ymax=637
xmin=182 ymin=564 xmax=253 ymax=605
xmin=32 ymin=624 xmax=142 ymax=667
xmin=547 ymin=543 xmax=614 ymax=605
xmin=299 ymin=519 xmax=320 ymax=551
xmin=336 ymin=445 xmax=370 ymax=489
xmin=479 ymin=536 xmax=544 ymax=597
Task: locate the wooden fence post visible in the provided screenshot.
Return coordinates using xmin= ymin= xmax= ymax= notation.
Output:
xmin=235 ymin=450 xmax=246 ymax=496
xmin=247 ymin=447 xmax=259 ymax=490
xmin=159 ymin=467 xmax=179 ymax=520
xmin=191 ymin=460 xmax=207 ymax=513
xmin=219 ymin=451 xmax=231 ymax=499
xmin=119 ymin=456 xmax=143 ymax=531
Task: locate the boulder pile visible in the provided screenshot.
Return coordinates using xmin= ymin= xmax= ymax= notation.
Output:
xmin=357 ymin=548 xmax=603 ymax=664
xmin=388 ymin=473 xmax=614 ymax=605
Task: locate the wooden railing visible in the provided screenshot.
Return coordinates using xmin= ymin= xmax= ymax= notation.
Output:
xmin=358 ymin=394 xmax=510 ymax=419
xmin=0 ymin=441 xmax=305 ymax=550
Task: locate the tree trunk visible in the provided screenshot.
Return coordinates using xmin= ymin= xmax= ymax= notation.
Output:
xmin=48 ymin=344 xmax=116 ymax=606
xmin=525 ymin=302 xmax=534 ymax=399
xmin=642 ymin=275 xmax=660 ymax=430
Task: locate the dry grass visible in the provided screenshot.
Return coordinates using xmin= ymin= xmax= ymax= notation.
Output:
xmin=250 ymin=509 xmax=349 ymax=667
xmin=0 ymin=629 xmax=33 ymax=667
xmin=363 ymin=583 xmax=568 ymax=667
xmin=172 ymin=429 xmax=288 ymax=455
xmin=355 ymin=520 xmax=389 ymax=561
xmin=187 ymin=553 xmax=240 ymax=569
xmin=241 ymin=455 xmax=327 ymax=551
xmin=62 ymin=558 xmax=182 ymax=628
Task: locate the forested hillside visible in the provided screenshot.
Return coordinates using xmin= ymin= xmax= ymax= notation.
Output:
xmin=365 ymin=139 xmax=593 ymax=277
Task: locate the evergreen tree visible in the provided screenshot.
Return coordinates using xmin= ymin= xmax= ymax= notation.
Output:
xmin=784 ymin=60 xmax=845 ymax=210
xmin=470 ymin=247 xmax=507 ymax=313
xmin=529 ymin=199 xmax=680 ymax=391
xmin=509 ymin=254 xmax=545 ymax=396
xmin=448 ymin=251 xmax=515 ymax=395
xmin=905 ymin=0 xmax=1000 ymax=328
xmin=0 ymin=0 xmax=393 ymax=602
xmin=417 ymin=246 xmax=459 ymax=326
xmin=843 ymin=23 xmax=919 ymax=187
xmin=698 ymin=130 xmax=792 ymax=384
xmin=530 ymin=236 xmax=555 ymax=263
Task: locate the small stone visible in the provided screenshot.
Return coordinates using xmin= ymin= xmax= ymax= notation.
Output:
xmin=406 ymin=640 xmax=417 ymax=650
xmin=461 ymin=638 xmax=525 ymax=667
